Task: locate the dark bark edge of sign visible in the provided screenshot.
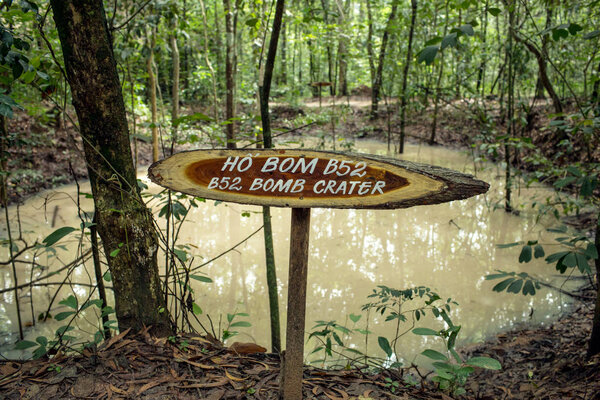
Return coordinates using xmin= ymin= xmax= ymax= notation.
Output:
xmin=353 ymin=152 xmax=490 ymax=209
xmin=148 ymin=149 xmax=489 ymax=209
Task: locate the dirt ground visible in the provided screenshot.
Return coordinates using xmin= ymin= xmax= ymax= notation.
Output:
xmin=2 ymin=97 xmax=599 ymax=399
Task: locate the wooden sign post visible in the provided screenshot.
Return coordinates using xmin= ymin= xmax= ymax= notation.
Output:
xmin=149 ymin=149 xmax=489 ymax=399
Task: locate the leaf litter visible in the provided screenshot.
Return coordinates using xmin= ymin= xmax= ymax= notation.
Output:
xmin=1 ymin=285 xmax=599 ymax=400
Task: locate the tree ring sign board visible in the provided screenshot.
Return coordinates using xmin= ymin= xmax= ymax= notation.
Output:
xmin=148 ymin=149 xmax=489 ymax=209
xmin=148 ymin=148 xmax=489 ymax=400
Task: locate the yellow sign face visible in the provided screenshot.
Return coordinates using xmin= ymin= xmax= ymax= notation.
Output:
xmin=148 ymin=149 xmax=481 ymax=209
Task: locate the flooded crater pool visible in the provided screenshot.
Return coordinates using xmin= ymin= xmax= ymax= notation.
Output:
xmin=0 ymin=140 xmax=581 ymax=363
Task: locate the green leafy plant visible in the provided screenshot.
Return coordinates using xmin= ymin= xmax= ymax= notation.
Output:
xmin=413 ymin=311 xmax=501 ymax=396
xmin=221 ymin=312 xmax=252 ymax=342
xmin=487 ymin=226 xmax=598 ymax=295
xmin=362 ymin=285 xmax=457 ymax=363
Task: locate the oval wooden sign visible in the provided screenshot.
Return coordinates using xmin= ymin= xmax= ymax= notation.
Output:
xmin=148 ymin=149 xmax=489 ymax=209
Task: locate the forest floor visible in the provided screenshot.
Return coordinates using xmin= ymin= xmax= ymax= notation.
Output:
xmin=1 ymin=96 xmax=599 ymax=399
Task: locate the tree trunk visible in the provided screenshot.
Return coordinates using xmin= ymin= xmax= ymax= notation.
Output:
xmin=429 ymin=0 xmax=449 ymax=145
xmin=370 ymin=0 xmax=398 ymax=119
xmin=512 ymin=32 xmax=563 ymax=114
xmin=320 ymin=0 xmax=334 ymax=95
xmin=505 ymin=1 xmax=515 ymax=213
xmin=224 ymin=0 xmax=237 ymax=148
xmin=476 ymin=0 xmax=489 ymax=97
xmin=398 ymin=0 xmax=417 ymax=154
xmin=170 ymin=16 xmax=180 ymax=156
xmin=51 ymin=0 xmax=171 ymax=336
xmin=366 ymin=0 xmax=375 ymax=89
xmin=592 ymin=60 xmax=600 ymax=113
xmin=147 ymin=30 xmax=159 ymax=163
xmin=335 ymin=0 xmax=349 ymax=97
xmin=588 ymin=212 xmax=600 ymax=357
xmin=200 ymin=0 xmax=220 ymax=122
xmin=258 ymin=0 xmax=286 ymax=354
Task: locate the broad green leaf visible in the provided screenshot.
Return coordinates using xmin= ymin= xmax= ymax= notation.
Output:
xmin=485 ymin=271 xmax=510 ymax=280
xmin=496 ymin=242 xmax=521 ymax=248
xmin=43 ymin=227 xmax=76 ymax=246
xmin=487 ymin=7 xmax=501 ymax=16
xmin=545 ymin=251 xmax=570 ymax=263
xmin=230 ymin=321 xmax=251 ymax=328
xmin=563 ymin=252 xmax=577 ymax=268
xmin=492 ymin=277 xmax=515 ymax=292
xmin=332 ymin=331 xmax=344 ymax=347
xmin=554 ymin=176 xmax=576 ymax=188
xmin=109 ymin=248 xmax=120 ymax=257
xmin=412 ymin=327 xmax=439 ymax=336
xmin=59 ymin=295 xmax=78 ymax=310
xmin=15 ymin=340 xmax=37 ymax=350
xmin=441 ymin=32 xmax=458 ymax=49
xmin=458 ymin=24 xmax=475 ymax=36
xmin=54 ymin=311 xmax=75 ymax=321
xmin=534 ymin=244 xmax=545 ymax=259
xmin=583 ymin=30 xmax=600 ymax=39
xmin=173 ymin=249 xmax=187 ymax=263
xmin=575 ymin=253 xmax=590 ymax=273
xmin=522 ymin=280 xmax=536 ymax=296
xmin=422 ymin=349 xmax=448 ymax=361
xmin=192 ymin=302 xmax=202 ymax=315
xmin=519 ymin=245 xmax=532 ymax=263
xmin=378 ymin=336 xmax=393 ymax=357
xmin=349 ymin=313 xmax=361 ymax=323
xmin=190 ymin=274 xmax=213 ymax=283
xmin=507 ymin=279 xmax=523 ymax=294
xmin=418 ymin=45 xmax=439 ymax=65
xmin=36 ymin=336 xmax=48 ymax=346
xmin=466 ymin=356 xmax=501 ymax=370
xmin=585 ymin=243 xmax=598 ymax=259
xmin=568 ymin=23 xmax=583 ymax=35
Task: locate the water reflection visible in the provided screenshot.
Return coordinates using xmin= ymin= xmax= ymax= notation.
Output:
xmin=0 ymin=140 xmax=579 ymax=363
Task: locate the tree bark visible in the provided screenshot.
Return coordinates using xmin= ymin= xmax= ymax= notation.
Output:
xmin=147 ymin=30 xmax=159 ymax=163
xmin=51 ymin=0 xmax=171 ymax=336
xmin=398 ymin=0 xmax=417 ymax=154
xmin=366 ymin=0 xmax=375 ymax=88
xmin=588 ymin=212 xmax=600 ymax=357
xmin=371 ymin=0 xmax=398 ymax=119
xmin=258 ymin=0 xmax=286 ymax=353
xmin=335 ymin=0 xmax=349 ymax=96
xmin=170 ymin=16 xmax=180 ymax=155
xmin=224 ymin=0 xmax=237 ymax=148
xmin=512 ymin=32 xmax=563 ymax=114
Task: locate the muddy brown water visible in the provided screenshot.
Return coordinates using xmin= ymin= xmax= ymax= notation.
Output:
xmin=0 ymin=140 xmax=582 ymax=365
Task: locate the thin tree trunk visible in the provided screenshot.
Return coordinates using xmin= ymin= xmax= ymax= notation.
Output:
xmin=587 ymin=213 xmax=600 ymax=357
xmin=512 ymin=33 xmax=563 ymax=114
xmin=280 ymin=20 xmax=287 ymax=85
xmin=430 ymin=0 xmax=449 ymax=145
xmin=504 ymin=1 xmax=515 ymax=213
xmin=335 ymin=0 xmax=349 ymax=96
xmin=371 ymin=0 xmax=398 ymax=119
xmin=51 ymin=0 xmax=171 ymax=335
xmin=321 ymin=0 xmax=334 ymax=95
xmin=476 ymin=0 xmax=489 ymax=97
xmin=199 ymin=0 xmax=220 ymax=122
xmin=398 ymin=0 xmax=417 ymax=154
xmin=258 ymin=0 xmax=286 ymax=354
xmin=366 ymin=0 xmax=375 ymax=89
xmin=224 ymin=0 xmax=236 ymax=148
xmin=170 ymin=16 xmax=180 ymax=156
xmin=535 ymin=4 xmax=553 ymax=99
xmin=147 ymin=30 xmax=159 ymax=162
xmin=591 ymin=60 xmax=600 ymax=113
